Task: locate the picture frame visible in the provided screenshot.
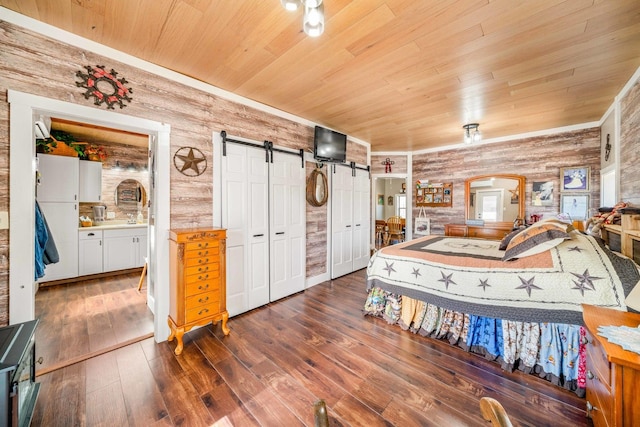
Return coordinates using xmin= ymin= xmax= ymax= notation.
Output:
xmin=387 ymin=196 xmax=393 ymax=206
xmin=377 ymin=194 xmax=384 ymax=205
xmin=532 ymin=181 xmax=554 ymax=206
xmin=425 ymin=194 xmax=433 ymax=203
xmin=560 ymin=194 xmax=590 ymax=220
xmin=560 ymin=166 xmax=590 ymax=192
xmin=414 ymin=218 xmax=431 ymax=236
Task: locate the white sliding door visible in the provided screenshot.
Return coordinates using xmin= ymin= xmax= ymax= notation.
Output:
xmin=269 ymin=153 xmax=306 ymax=301
xmin=352 ymin=168 xmax=371 ymax=270
xmin=220 ymin=139 xmax=306 ymax=315
xmin=331 ymin=165 xmax=354 ymax=279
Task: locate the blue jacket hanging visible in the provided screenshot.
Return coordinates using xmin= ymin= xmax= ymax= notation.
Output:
xmin=35 ymin=201 xmax=59 ymax=279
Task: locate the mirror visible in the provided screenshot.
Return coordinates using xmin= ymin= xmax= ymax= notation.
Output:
xmin=115 ymin=179 xmax=147 ymax=207
xmin=306 ymin=167 xmax=328 ymax=207
xmin=465 ymin=174 xmax=525 ymax=226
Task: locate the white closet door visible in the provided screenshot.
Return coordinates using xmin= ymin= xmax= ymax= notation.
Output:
xmin=221 ymin=145 xmax=269 ymax=316
xmin=331 ymin=165 xmax=354 ymax=279
xmin=270 ymin=154 xmax=306 ymax=301
xmin=247 ymin=150 xmax=270 ymax=310
xmin=352 ymin=168 xmax=371 ymax=270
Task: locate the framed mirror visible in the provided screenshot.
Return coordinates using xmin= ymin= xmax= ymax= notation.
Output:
xmin=465 ymin=174 xmax=525 ymax=227
xmin=115 ymin=179 xmax=147 ymax=207
xmin=306 ymin=167 xmax=328 ymax=207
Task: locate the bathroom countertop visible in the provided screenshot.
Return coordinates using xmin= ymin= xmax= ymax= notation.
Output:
xmin=78 ymin=221 xmax=148 ymax=231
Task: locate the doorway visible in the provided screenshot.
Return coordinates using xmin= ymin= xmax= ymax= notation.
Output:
xmin=372 ymin=176 xmax=409 ymax=248
xmin=8 ymin=90 xmax=171 ymax=343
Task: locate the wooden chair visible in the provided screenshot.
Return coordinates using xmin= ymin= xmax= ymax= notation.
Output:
xmin=137 ymin=257 xmax=147 ymax=292
xmin=479 ymin=397 xmax=513 ymax=427
xmin=385 ymin=216 xmax=404 ymax=245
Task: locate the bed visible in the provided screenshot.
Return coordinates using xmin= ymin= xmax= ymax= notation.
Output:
xmin=364 ymin=221 xmax=640 ymax=396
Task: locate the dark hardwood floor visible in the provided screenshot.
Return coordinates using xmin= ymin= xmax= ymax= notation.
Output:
xmin=32 ymin=270 xmax=591 ymax=426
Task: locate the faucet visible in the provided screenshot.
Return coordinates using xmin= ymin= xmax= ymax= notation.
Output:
xmin=127 ymin=214 xmax=136 ymax=224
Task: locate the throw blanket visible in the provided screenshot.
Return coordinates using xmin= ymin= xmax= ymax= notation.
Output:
xmin=366 ymin=232 xmax=640 ymax=325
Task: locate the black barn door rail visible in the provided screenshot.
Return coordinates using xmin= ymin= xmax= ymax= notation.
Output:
xmin=220 ymin=130 xmax=304 ymax=168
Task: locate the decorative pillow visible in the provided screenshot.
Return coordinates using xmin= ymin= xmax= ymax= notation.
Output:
xmin=502 ymin=222 xmax=572 ymax=261
xmin=499 ymin=229 xmax=522 ymax=251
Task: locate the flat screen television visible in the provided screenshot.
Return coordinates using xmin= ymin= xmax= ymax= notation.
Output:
xmin=313 ymin=126 xmax=347 ymax=163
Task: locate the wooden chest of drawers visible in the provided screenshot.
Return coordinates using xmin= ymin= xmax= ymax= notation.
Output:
xmin=582 ymin=304 xmax=640 ymax=426
xmin=168 ymin=228 xmax=229 ymax=355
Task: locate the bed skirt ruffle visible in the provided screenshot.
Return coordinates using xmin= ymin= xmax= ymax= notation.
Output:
xmin=364 ymin=287 xmax=586 ymax=397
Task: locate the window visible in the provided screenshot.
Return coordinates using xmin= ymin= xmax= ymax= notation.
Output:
xmin=395 ymin=194 xmax=406 ymax=218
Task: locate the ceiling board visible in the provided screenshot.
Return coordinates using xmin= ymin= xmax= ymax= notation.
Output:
xmin=3 ymin=0 xmax=640 ymax=151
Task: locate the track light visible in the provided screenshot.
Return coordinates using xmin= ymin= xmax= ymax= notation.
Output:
xmin=282 ymin=0 xmax=325 ymax=37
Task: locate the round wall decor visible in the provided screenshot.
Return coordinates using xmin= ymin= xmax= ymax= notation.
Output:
xmin=76 ymin=65 xmax=133 ymax=109
xmin=173 ymin=147 xmax=207 ymax=177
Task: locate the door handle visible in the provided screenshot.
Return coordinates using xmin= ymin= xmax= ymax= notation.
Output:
xmin=276 ymin=232 xmax=285 ymax=235
xmin=346 ymin=225 xmax=351 ymax=228
xmin=253 ymin=234 xmax=264 ymax=237
xmin=88 ymin=233 xmax=95 ymax=236
xmin=355 ymin=224 xmax=361 ymax=226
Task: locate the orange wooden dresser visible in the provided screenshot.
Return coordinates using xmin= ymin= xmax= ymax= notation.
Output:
xmin=582 ymin=304 xmax=640 ymax=426
xmin=168 ymin=228 xmax=229 ymax=355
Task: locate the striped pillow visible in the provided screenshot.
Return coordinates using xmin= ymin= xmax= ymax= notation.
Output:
xmin=502 ymin=222 xmax=572 ymax=261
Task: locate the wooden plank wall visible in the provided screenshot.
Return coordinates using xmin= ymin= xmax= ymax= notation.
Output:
xmin=412 ymin=128 xmax=602 ymax=235
xmin=0 ymin=22 xmax=365 ymax=324
xmin=620 ymin=80 xmax=640 ymax=205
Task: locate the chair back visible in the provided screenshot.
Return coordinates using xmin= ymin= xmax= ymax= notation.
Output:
xmin=386 ymin=216 xmax=403 ymax=234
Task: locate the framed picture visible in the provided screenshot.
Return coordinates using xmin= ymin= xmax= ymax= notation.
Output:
xmin=414 ymin=218 xmax=431 ymax=236
xmin=425 ymin=194 xmax=433 ymax=203
xmin=377 ymin=194 xmax=384 ymax=205
xmin=532 ymin=181 xmax=554 ymax=206
xmin=387 ymin=196 xmax=393 ymax=206
xmin=560 ymin=166 xmax=590 ymax=192
xmin=560 ymin=194 xmax=590 ymax=220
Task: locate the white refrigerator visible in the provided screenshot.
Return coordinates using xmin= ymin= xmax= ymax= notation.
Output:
xmin=36 ymin=153 xmax=79 ymax=282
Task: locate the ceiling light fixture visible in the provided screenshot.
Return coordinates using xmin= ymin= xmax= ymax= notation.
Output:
xmin=282 ymin=0 xmax=324 ymax=37
xmin=463 ymin=123 xmax=481 ymax=144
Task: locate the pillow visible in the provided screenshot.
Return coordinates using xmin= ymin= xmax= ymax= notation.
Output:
xmin=499 ymin=228 xmax=522 ymax=251
xmin=502 ymin=222 xmax=572 ymax=261
xmin=537 ymin=218 xmax=575 ymax=233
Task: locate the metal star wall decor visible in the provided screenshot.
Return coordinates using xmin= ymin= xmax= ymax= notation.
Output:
xmin=76 ymin=65 xmax=133 ymax=109
xmin=173 ymin=147 xmax=207 ymax=177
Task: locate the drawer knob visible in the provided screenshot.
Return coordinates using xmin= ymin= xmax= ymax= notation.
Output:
xmin=198 ymin=296 xmax=209 ymax=304
xmin=198 ymin=266 xmax=209 ymax=272
xmin=198 ymin=258 xmax=210 ymax=264
xmin=580 ymin=336 xmax=589 ymax=345
xmin=198 ymin=242 xmax=209 ymax=248
xmin=586 ymin=401 xmax=598 ymax=417
xmin=198 ymin=284 xmax=210 ymax=290
xmin=198 ymin=274 xmax=209 ymax=280
xmin=198 ymin=308 xmax=209 ymax=315
xmin=586 ymin=370 xmax=595 ymax=380
xmin=198 ymin=250 xmax=209 ymax=256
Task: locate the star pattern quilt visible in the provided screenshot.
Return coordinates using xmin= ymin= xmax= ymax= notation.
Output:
xmin=366 ymin=232 xmax=640 ymax=325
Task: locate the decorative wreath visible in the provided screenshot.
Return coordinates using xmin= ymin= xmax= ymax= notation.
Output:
xmin=76 ymin=65 xmax=133 ymax=109
xmin=173 ymin=147 xmax=207 ymax=177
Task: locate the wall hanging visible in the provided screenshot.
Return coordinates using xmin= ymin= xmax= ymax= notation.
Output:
xmin=76 ymin=65 xmax=133 ymax=109
xmin=173 ymin=147 xmax=207 ymax=177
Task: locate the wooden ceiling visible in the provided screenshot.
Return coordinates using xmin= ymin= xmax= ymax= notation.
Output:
xmin=3 ymin=0 xmax=640 ymax=151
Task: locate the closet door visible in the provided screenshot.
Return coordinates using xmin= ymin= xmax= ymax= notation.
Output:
xmin=352 ymin=168 xmax=371 ymax=270
xmin=269 ymin=154 xmax=306 ymax=301
xmin=221 ymin=145 xmax=269 ymax=316
xmin=331 ymin=165 xmax=354 ymax=279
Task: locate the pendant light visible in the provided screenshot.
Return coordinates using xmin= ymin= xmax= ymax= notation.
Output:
xmin=282 ymin=0 xmax=325 ymax=37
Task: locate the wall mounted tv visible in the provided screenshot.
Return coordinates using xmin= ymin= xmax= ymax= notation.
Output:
xmin=313 ymin=126 xmax=347 ymax=163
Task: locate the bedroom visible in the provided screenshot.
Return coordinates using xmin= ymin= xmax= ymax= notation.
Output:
xmin=1 ymin=1 xmax=640 ymax=426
